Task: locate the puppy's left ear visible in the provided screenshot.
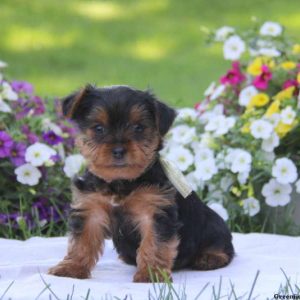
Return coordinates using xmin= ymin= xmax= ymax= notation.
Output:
xmin=144 ymin=91 xmax=176 ymax=136
xmin=155 ymin=99 xmax=177 ymax=136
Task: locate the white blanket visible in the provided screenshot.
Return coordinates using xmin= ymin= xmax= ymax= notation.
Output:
xmin=0 ymin=233 xmax=299 ymax=299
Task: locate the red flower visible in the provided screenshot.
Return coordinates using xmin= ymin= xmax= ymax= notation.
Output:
xmin=220 ymin=61 xmax=245 ymax=85
xmin=253 ymin=65 xmax=272 ymax=90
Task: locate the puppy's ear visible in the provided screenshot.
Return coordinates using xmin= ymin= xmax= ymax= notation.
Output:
xmin=62 ymin=85 xmax=94 ymax=119
xmin=145 ymin=91 xmax=177 ymax=136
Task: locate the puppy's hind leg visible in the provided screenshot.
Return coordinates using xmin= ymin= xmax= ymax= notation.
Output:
xmin=48 ymin=191 xmax=112 ymax=279
xmin=192 ymin=248 xmax=233 ymax=270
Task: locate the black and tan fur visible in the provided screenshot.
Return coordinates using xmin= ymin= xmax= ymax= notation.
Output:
xmin=48 ymin=85 xmax=234 ymax=282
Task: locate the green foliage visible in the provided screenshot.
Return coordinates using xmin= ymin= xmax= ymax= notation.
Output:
xmin=1 ymin=0 xmax=300 ymax=107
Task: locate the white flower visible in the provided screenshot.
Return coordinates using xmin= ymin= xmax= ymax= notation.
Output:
xmin=231 ymin=149 xmax=252 ymax=173
xmin=215 ymin=26 xmax=235 ymax=41
xmin=239 ymin=86 xmax=258 ymax=106
xmin=195 ymin=147 xmax=214 ymax=163
xmin=204 ymin=82 xmax=216 ymax=97
xmin=194 ymin=159 xmax=218 ymax=181
xmin=242 ymin=197 xmax=260 ymax=217
xmin=63 ymin=154 xmax=86 ymax=178
xmin=295 ymin=179 xmax=300 ymax=193
xmin=166 ymin=146 xmax=194 ymax=172
xmin=266 ymin=113 xmax=281 ymax=127
xmin=176 ymin=108 xmax=198 ymax=122
xmin=261 ymin=151 xmax=276 ymax=162
xmin=210 ymin=85 xmax=226 ymax=100
xmin=185 ymin=171 xmax=204 ymax=191
xmin=259 ymin=47 xmax=281 ymax=57
xmin=260 ymin=22 xmax=282 ymax=37
xmin=223 ymin=35 xmax=246 ymax=60
xmin=199 ymin=104 xmax=224 ymax=124
xmin=15 ymin=164 xmax=42 ymax=186
xmin=208 ymin=202 xmax=229 ymax=221
xmin=216 ymin=150 xmax=227 ymax=169
xmin=1 ymin=82 xmax=18 ymax=101
xmin=261 ymin=132 xmax=280 ymax=152
xmin=250 ymin=119 xmax=273 ymax=139
xmin=238 ymin=170 xmax=250 ymax=185
xmin=262 ymin=178 xmax=292 ymax=207
xmin=170 ymin=125 xmax=196 ymax=144
xmin=205 ymin=115 xmax=235 ymax=136
xmin=220 ymin=176 xmax=234 ymax=191
xmin=42 ymin=118 xmax=63 ymax=136
xmin=0 ymin=61 xmax=7 ymax=68
xmin=25 ymin=142 xmax=57 ymax=167
xmin=281 ymin=106 xmax=296 ymax=125
xmin=272 ymin=157 xmax=297 ymax=184
xmin=0 ymin=99 xmax=12 ymax=112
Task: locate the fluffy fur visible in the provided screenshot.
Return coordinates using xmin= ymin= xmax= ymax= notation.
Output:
xmin=48 ymin=85 xmax=234 ymax=282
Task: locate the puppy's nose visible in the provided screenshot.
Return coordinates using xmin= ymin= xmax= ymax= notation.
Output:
xmin=112 ymin=146 xmax=126 ymax=159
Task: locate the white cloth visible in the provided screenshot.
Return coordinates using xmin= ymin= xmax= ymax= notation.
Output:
xmin=0 ymin=233 xmax=299 ymax=299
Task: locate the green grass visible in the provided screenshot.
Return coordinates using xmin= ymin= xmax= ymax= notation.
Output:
xmin=2 ymin=269 xmax=299 ymax=300
xmin=1 ymin=0 xmax=300 ymax=107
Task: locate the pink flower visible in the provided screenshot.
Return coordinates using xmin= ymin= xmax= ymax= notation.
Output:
xmin=253 ymin=65 xmax=272 ymax=90
xmin=282 ymin=79 xmax=298 ymax=95
xmin=220 ymin=62 xmax=246 ymax=85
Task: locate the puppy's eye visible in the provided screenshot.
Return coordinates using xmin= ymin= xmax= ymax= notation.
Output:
xmin=94 ymin=124 xmax=105 ymax=134
xmin=132 ymin=124 xmax=144 ymax=133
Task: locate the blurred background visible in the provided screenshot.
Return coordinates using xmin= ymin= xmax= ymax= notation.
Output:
xmin=1 ymin=0 xmax=300 ymax=107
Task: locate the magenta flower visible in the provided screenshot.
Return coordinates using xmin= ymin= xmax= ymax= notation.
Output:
xmin=253 ymin=65 xmax=272 ymax=90
xmin=0 ymin=131 xmax=13 ymax=158
xmin=9 ymin=142 xmax=26 ymax=166
xmin=43 ymin=130 xmax=64 ymax=145
xmin=11 ymin=81 xmax=34 ymax=95
xmin=282 ymin=79 xmax=299 ymax=95
xmin=220 ymin=62 xmax=246 ymax=85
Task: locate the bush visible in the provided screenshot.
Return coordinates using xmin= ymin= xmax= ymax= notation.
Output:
xmin=163 ymin=21 xmax=300 ymax=235
xmin=0 ymin=62 xmax=84 ymax=239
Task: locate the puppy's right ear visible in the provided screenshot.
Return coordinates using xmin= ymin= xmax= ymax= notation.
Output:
xmin=62 ymin=85 xmax=96 ymax=119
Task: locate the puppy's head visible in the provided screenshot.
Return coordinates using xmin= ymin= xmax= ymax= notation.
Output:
xmin=62 ymin=85 xmax=176 ymax=182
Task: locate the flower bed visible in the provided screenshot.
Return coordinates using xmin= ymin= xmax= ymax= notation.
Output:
xmin=163 ymin=21 xmax=300 ymax=235
xmin=0 ymin=62 xmax=85 ymax=239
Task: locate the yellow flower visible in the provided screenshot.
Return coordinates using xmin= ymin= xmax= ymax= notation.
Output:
xmin=248 ymin=93 xmax=270 ymax=107
xmin=275 ymin=120 xmax=298 ymax=138
xmin=292 ymin=44 xmax=300 ymax=54
xmin=241 ymin=123 xmax=250 ymax=133
xmin=265 ymin=100 xmax=280 ymax=117
xmin=247 ymin=57 xmax=275 ymax=76
xmin=274 ymin=86 xmax=295 ymax=101
xmin=297 ymin=72 xmax=300 ymax=84
xmin=281 ymin=61 xmax=296 ymax=70
xmin=247 ymin=58 xmax=263 ymax=76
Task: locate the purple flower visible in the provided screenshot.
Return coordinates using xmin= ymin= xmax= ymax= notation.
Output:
xmin=0 ymin=131 xmax=13 ymax=158
xmin=9 ymin=142 xmax=26 ymax=166
xmin=31 ymin=96 xmax=45 ymax=115
xmin=32 ymin=198 xmax=62 ymax=223
xmin=11 ymin=81 xmax=34 ymax=95
xmin=12 ymin=96 xmax=45 ymax=119
xmin=42 ymin=130 xmax=64 ymax=145
xmin=21 ymin=125 xmax=39 ymax=143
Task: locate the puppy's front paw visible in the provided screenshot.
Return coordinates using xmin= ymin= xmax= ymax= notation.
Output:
xmin=48 ymin=261 xmax=90 ymax=279
xmin=133 ymin=270 xmax=152 ymax=283
xmin=133 ymin=269 xmax=172 ymax=283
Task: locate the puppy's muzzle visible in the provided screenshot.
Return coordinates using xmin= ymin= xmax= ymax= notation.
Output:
xmin=112 ymin=146 xmax=126 ymax=160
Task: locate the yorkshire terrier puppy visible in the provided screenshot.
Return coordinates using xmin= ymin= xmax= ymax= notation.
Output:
xmin=48 ymin=85 xmax=234 ymax=282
